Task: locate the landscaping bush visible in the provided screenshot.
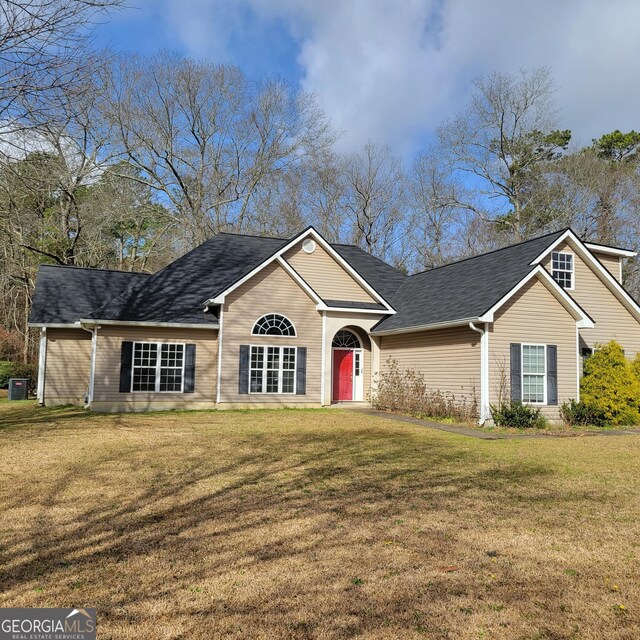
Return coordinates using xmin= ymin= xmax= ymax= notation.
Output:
xmin=489 ymin=400 xmax=547 ymax=429
xmin=580 ymin=341 xmax=640 ymax=425
xmin=0 ymin=360 xmax=37 ymax=394
xmin=372 ymin=359 xmax=477 ymax=422
xmin=560 ymin=399 xmax=607 ymax=427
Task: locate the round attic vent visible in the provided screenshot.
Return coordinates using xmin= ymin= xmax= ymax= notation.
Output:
xmin=302 ymin=238 xmax=316 ymax=254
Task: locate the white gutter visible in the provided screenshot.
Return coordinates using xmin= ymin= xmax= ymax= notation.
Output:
xmin=469 ymin=322 xmax=490 ymax=425
xmin=318 ymin=305 xmax=394 ymax=315
xmin=584 ymin=242 xmax=636 ymax=258
xmin=29 ymin=323 xmax=78 ymax=328
xmin=371 ymin=317 xmax=481 ymax=337
xmin=36 ymin=328 xmax=47 ymax=404
xmin=79 ymin=319 xmax=219 ymax=330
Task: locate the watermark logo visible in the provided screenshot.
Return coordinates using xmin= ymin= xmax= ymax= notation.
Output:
xmin=0 ymin=608 xmax=96 ymax=640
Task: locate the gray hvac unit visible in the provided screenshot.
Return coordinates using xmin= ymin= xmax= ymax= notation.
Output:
xmin=8 ymin=378 xmax=29 ymax=400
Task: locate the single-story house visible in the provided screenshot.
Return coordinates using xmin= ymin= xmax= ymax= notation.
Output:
xmin=28 ymin=227 xmax=640 ymax=421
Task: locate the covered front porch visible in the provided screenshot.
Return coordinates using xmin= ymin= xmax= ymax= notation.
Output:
xmin=321 ymin=312 xmax=382 ymax=406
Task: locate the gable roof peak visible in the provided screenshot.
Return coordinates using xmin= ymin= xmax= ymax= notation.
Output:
xmin=38 ymin=263 xmax=150 ymax=275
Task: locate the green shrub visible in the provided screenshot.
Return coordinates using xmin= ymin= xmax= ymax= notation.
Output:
xmin=0 ymin=360 xmax=37 ymax=394
xmin=560 ymin=399 xmax=607 ymax=427
xmin=632 ymin=353 xmax=640 ymax=381
xmin=489 ymin=401 xmax=547 ymax=429
xmin=580 ymin=341 xmax=640 ymax=425
xmin=372 ymin=359 xmax=477 ymax=422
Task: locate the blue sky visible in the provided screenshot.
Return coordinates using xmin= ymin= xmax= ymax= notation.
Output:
xmin=93 ymin=0 xmax=640 ymax=156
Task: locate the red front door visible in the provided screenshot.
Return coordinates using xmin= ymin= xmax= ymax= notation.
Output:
xmin=333 ymin=349 xmax=354 ymax=401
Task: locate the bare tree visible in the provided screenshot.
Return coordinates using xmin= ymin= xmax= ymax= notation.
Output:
xmin=343 ymin=142 xmax=406 ymax=263
xmin=103 ymin=52 xmax=335 ymax=246
xmin=437 ymin=67 xmax=571 ymax=241
xmin=300 ymin=150 xmax=349 ymax=243
xmin=0 ymin=0 xmax=123 ymax=123
xmin=405 ymin=151 xmax=478 ymax=270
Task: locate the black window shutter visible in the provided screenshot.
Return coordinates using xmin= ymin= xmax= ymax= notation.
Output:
xmin=510 ymin=343 xmax=522 ymax=401
xmin=184 ymin=344 xmax=196 ymax=393
xmin=119 ymin=341 xmax=134 ymax=392
xmin=547 ymin=345 xmax=558 ymax=405
xmin=238 ymin=345 xmax=250 ymax=394
xmin=296 ymin=346 xmax=307 ymax=395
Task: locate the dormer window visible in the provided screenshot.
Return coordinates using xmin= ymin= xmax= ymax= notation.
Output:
xmin=552 ymin=252 xmax=574 ymax=289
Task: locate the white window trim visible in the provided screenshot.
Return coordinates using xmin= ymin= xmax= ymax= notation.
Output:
xmin=551 ymin=251 xmax=574 ymax=290
xmin=131 ymin=341 xmax=186 ymax=393
xmin=521 ymin=343 xmax=547 ymax=405
xmin=331 ymin=329 xmax=362 ymax=349
xmin=251 ymin=313 xmax=297 ymax=338
xmin=249 ymin=344 xmax=297 ymax=395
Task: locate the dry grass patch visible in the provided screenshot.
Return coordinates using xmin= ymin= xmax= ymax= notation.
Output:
xmin=1 ymin=401 xmax=639 ymax=639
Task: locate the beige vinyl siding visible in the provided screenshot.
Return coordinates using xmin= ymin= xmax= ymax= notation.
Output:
xmin=284 ymin=241 xmax=376 ymax=303
xmin=220 ymin=261 xmax=323 ymax=406
xmin=44 ymin=328 xmax=91 ymax=406
xmin=545 ymin=240 xmax=640 ymax=358
xmin=379 ymin=326 xmax=481 ymax=405
xmin=92 ymin=326 xmax=218 ymax=412
xmin=591 ymin=251 xmax=622 ymax=283
xmin=489 ymin=277 xmax=577 ymax=419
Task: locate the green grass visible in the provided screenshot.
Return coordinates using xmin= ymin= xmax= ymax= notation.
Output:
xmin=1 ymin=399 xmax=639 ymax=638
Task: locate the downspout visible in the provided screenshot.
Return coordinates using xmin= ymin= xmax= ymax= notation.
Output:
xmin=80 ymin=324 xmax=99 ymax=408
xmin=320 ymin=311 xmax=326 ymax=405
xmin=215 ymin=305 xmax=224 ymax=404
xmin=469 ymin=322 xmax=489 ymax=425
xmin=37 ymin=327 xmax=47 ymax=405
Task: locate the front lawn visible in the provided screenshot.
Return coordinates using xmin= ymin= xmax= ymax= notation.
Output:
xmin=1 ymin=400 xmax=639 ymax=639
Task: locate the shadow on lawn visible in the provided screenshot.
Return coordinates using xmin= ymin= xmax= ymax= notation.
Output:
xmin=0 ymin=419 xmax=609 ymax=638
xmin=0 ymin=401 xmax=93 ymax=433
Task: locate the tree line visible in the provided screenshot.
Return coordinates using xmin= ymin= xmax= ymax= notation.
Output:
xmin=1 ymin=2 xmax=639 ymax=364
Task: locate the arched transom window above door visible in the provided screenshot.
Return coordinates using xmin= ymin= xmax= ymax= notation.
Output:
xmin=332 ymin=329 xmax=360 ymax=348
xmin=252 ymin=313 xmax=296 ymax=337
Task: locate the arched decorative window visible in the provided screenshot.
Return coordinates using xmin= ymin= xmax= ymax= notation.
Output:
xmin=332 ymin=329 xmax=360 ymax=348
xmin=252 ymin=313 xmax=296 ymax=337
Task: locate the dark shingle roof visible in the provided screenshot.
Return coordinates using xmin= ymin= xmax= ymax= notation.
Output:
xmin=83 ymin=233 xmax=407 ymax=325
xmin=29 ymin=265 xmax=150 ymax=325
xmin=86 ymin=233 xmax=287 ymax=324
xmin=30 ymin=228 xmax=570 ymax=331
xmin=332 ymin=244 xmax=407 ymax=302
xmin=373 ymin=229 xmax=567 ymax=333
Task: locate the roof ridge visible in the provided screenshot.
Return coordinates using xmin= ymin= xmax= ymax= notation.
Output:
xmin=407 ymin=228 xmax=570 ymax=279
xmin=39 ymin=264 xmax=150 ymax=275
xmin=216 ymin=230 xmax=291 ymax=241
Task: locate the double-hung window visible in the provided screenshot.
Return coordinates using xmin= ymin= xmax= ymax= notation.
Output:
xmin=132 ymin=342 xmax=184 ymax=392
xmin=250 ymin=345 xmax=296 ymax=394
xmin=522 ymin=344 xmax=546 ymax=403
xmin=551 ymin=251 xmax=574 ymax=289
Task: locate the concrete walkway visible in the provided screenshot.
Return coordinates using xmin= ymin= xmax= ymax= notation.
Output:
xmin=348 ymin=408 xmax=639 ymax=440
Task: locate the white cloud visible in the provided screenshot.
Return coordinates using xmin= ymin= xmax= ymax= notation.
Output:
xmin=153 ymin=0 xmax=640 ymax=153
